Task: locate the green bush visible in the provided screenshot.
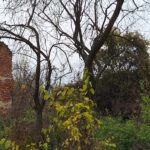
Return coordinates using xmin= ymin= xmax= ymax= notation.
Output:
xmin=141 ymin=95 xmax=150 ymax=123
xmin=0 ymin=117 xmax=15 ymax=141
xmin=39 ymin=80 xmax=102 ymax=150
xmin=96 ymin=114 xmax=150 ymax=150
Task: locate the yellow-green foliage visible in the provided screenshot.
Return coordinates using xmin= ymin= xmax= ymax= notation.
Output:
xmin=24 ymin=77 xmax=115 ymax=149
xmin=40 ymin=80 xmax=101 ymax=150
xmin=0 ymin=138 xmax=20 ymax=150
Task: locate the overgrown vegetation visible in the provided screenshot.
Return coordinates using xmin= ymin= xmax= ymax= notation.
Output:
xmin=96 ymin=91 xmax=150 ymax=150
xmin=0 ymin=79 xmax=150 ymax=149
xmin=0 ymin=79 xmax=112 ymax=150
xmin=0 ymin=0 xmax=150 ymax=149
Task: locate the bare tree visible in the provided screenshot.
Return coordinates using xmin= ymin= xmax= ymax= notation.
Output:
xmin=0 ymin=0 xmax=72 ymax=141
xmin=35 ymin=0 xmax=145 ymax=86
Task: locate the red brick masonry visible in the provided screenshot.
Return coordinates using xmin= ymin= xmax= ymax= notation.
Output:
xmin=0 ymin=42 xmax=12 ymax=115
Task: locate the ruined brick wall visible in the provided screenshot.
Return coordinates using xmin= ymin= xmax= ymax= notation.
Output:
xmin=0 ymin=42 xmax=12 ymax=116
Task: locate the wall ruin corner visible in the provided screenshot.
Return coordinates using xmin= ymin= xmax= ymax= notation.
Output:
xmin=0 ymin=42 xmax=13 ymax=116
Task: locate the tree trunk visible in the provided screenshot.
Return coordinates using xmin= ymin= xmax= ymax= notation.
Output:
xmin=35 ymin=109 xmax=43 ymax=142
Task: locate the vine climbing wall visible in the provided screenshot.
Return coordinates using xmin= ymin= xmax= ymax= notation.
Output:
xmin=0 ymin=42 xmax=12 ymax=116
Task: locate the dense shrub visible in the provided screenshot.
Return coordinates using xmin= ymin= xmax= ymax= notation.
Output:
xmin=96 ymin=93 xmax=150 ymax=150
xmin=38 ymin=81 xmax=102 ymax=150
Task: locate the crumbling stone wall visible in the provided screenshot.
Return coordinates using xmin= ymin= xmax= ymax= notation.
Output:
xmin=0 ymin=42 xmax=12 ymax=116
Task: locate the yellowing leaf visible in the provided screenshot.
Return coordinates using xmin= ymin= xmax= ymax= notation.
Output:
xmin=5 ymin=140 xmax=11 ymax=149
xmin=90 ymin=88 xmax=95 ymax=95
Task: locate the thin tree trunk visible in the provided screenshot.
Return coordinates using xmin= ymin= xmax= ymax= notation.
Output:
xmin=35 ymin=109 xmax=43 ymax=142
